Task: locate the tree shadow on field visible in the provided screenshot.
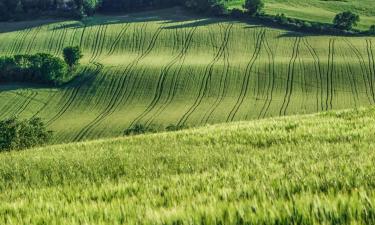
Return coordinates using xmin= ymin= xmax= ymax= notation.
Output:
xmin=0 ymin=19 xmax=64 ymax=33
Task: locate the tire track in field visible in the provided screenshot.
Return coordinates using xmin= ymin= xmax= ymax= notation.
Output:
xmin=14 ymin=91 xmax=38 ymax=117
xmin=345 ymin=39 xmax=374 ymax=104
xmin=258 ymin=36 xmax=275 ymax=119
xmin=226 ymin=29 xmax=265 ymax=122
xmin=366 ymin=39 xmax=375 ymax=102
xmin=325 ymin=39 xmax=335 ymax=110
xmin=177 ymin=24 xmax=233 ymax=126
xmin=53 ymin=26 xmax=68 ymax=56
xmin=106 ymin=23 xmax=131 ymax=56
xmin=341 ymin=46 xmax=359 ymax=107
xmin=132 ymin=26 xmax=198 ymax=127
xmin=201 ymin=23 xmax=233 ymax=124
xmin=73 ymin=25 xmax=163 ymax=141
xmin=25 ymin=27 xmax=43 ymax=54
xmin=47 ymin=25 xmax=58 ymax=54
xmin=90 ymin=25 xmax=108 ymax=63
xmin=145 ymin=27 xmax=198 ymax=126
xmin=72 ymin=24 xmax=155 ymax=141
xmin=7 ymin=30 xmax=24 ymax=55
xmin=303 ymin=38 xmax=324 ymax=111
xmin=13 ymin=28 xmax=32 ymax=54
xmin=279 ymin=37 xmax=301 ymax=116
xmin=32 ymin=92 xmax=59 ymax=118
xmin=79 ymin=24 xmax=87 ymax=48
xmin=46 ymin=65 xmax=100 ymax=126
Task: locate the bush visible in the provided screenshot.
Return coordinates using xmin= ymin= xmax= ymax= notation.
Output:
xmin=230 ymin=8 xmax=245 ymax=18
xmin=0 ymin=117 xmax=52 ymax=152
xmin=369 ymin=25 xmax=375 ymax=35
xmin=63 ymin=46 xmax=83 ymax=68
xmin=0 ymin=53 xmax=70 ymax=85
xmin=124 ymin=124 xmax=157 ymax=136
xmin=209 ymin=2 xmax=226 ymax=16
xmin=243 ymin=0 xmax=264 ymax=16
xmin=333 ymin=11 xmax=360 ymax=30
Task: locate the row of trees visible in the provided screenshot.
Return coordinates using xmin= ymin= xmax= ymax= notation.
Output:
xmin=0 ymin=46 xmax=82 ymax=85
xmin=0 ymin=0 xmax=101 ymax=21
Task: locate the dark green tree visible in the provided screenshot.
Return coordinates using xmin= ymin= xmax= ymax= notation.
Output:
xmin=369 ymin=25 xmax=375 ymax=34
xmin=63 ymin=46 xmax=83 ymax=68
xmin=333 ymin=11 xmax=360 ymax=30
xmin=243 ymin=0 xmax=264 ymax=16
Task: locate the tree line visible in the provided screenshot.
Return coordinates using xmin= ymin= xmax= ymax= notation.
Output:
xmin=0 ymin=46 xmax=82 ymax=86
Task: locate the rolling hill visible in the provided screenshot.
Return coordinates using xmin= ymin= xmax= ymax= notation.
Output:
xmin=1 ymin=107 xmax=375 ymax=224
xmin=0 ymin=8 xmax=375 ymax=143
xmin=225 ymin=0 xmax=375 ymax=30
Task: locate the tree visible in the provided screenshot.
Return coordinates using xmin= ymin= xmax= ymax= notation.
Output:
xmin=243 ymin=0 xmax=264 ymax=16
xmin=333 ymin=11 xmax=360 ymax=30
xmin=63 ymin=46 xmax=83 ymax=68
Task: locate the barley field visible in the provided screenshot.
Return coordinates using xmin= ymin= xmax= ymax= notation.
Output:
xmin=1 ymin=8 xmax=375 ymax=142
xmin=1 ymin=107 xmax=375 ymax=224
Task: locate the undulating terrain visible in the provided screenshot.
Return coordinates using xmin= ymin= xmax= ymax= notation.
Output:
xmin=0 ymin=8 xmax=374 ymax=142
xmin=225 ymin=0 xmax=375 ymax=30
xmin=1 ymin=107 xmax=375 ymax=224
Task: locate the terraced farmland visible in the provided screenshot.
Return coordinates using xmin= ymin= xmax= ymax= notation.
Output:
xmin=1 ymin=8 xmax=375 ymax=142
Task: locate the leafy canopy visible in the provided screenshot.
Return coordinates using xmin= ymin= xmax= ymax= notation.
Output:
xmin=333 ymin=11 xmax=360 ymax=30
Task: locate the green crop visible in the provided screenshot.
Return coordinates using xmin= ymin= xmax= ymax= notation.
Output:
xmin=1 ymin=107 xmax=375 ymax=224
xmin=0 ymin=9 xmax=374 ymax=143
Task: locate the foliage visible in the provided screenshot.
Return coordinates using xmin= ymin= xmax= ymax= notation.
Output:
xmin=0 ymin=53 xmax=70 ymax=85
xmin=333 ymin=11 xmax=360 ymax=30
xmin=63 ymin=46 xmax=83 ymax=68
xmin=369 ymin=25 xmax=375 ymax=35
xmin=1 ymin=108 xmax=375 ymax=223
xmin=243 ymin=0 xmax=264 ymax=15
xmin=124 ymin=124 xmax=157 ymax=136
xmin=0 ymin=117 xmax=52 ymax=152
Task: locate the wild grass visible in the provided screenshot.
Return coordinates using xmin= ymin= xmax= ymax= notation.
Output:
xmin=1 ymin=107 xmax=375 ymax=224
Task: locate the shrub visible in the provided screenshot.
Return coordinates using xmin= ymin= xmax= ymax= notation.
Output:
xmin=230 ymin=8 xmax=245 ymax=18
xmin=243 ymin=0 xmax=264 ymax=16
xmin=63 ymin=46 xmax=83 ymax=68
xmin=333 ymin=11 xmax=360 ymax=30
xmin=369 ymin=25 xmax=375 ymax=35
xmin=209 ymin=2 xmax=226 ymax=16
xmin=124 ymin=124 xmax=157 ymax=136
xmin=0 ymin=117 xmax=52 ymax=152
xmin=0 ymin=53 xmax=70 ymax=85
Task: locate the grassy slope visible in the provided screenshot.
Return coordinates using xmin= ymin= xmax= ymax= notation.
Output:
xmin=225 ymin=0 xmax=375 ymax=30
xmin=1 ymin=107 xmax=375 ymax=224
xmin=0 ymin=8 xmax=375 ymax=143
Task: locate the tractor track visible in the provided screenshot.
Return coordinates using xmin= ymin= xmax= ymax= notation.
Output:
xmin=177 ymin=24 xmax=233 ymax=126
xmin=226 ymin=29 xmax=265 ymax=122
xmin=345 ymin=39 xmax=374 ymax=104
xmin=135 ymin=26 xmax=198 ymax=127
xmin=258 ymin=36 xmax=276 ymax=119
xmin=145 ymin=27 xmax=197 ymax=126
xmin=73 ymin=25 xmax=164 ymax=141
xmin=279 ymin=37 xmax=301 ymax=116
xmin=201 ymin=23 xmax=233 ymax=124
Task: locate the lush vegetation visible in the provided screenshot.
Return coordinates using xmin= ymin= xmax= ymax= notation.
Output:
xmin=0 ymin=53 xmax=71 ymax=85
xmin=0 ymin=117 xmax=51 ymax=151
xmin=0 ymin=107 xmax=375 ymax=224
xmin=0 ymin=10 xmax=374 ymax=143
xmin=224 ymin=0 xmax=375 ymax=31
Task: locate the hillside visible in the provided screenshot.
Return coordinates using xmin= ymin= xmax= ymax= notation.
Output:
xmin=1 ymin=8 xmax=375 ymax=143
xmin=1 ymin=107 xmax=375 ymax=224
xmin=225 ymin=0 xmax=375 ymax=30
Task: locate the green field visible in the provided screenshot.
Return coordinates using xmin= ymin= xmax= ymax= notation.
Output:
xmin=1 ymin=8 xmax=375 ymax=143
xmin=1 ymin=107 xmax=375 ymax=224
xmin=225 ymin=0 xmax=375 ymax=30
